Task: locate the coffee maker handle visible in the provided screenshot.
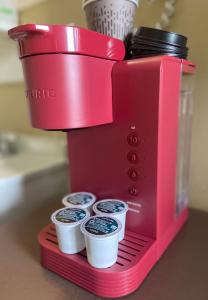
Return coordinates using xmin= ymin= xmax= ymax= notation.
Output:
xmin=8 ymin=24 xmax=50 ymax=40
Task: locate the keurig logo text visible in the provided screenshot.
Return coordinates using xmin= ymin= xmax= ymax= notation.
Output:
xmin=25 ymin=89 xmax=56 ymax=100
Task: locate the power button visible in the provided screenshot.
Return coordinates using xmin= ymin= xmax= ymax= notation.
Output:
xmin=129 ymin=186 xmax=139 ymax=196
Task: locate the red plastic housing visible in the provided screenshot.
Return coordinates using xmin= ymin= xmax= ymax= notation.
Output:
xmin=21 ymin=54 xmax=115 ymax=129
xmin=8 ymin=24 xmax=125 ymax=60
xmin=68 ymin=56 xmax=195 ymax=240
xmin=9 ymin=25 xmax=125 ymax=129
xmin=39 ymin=56 xmax=195 ymax=298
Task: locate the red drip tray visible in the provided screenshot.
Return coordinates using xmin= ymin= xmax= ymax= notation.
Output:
xmin=38 ymin=224 xmax=156 ymax=298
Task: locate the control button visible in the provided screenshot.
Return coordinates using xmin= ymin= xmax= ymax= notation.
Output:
xmin=128 ymin=168 xmax=139 ymax=181
xmin=128 ymin=186 xmax=138 ymax=196
xmin=127 ymin=133 xmax=139 ymax=146
xmin=127 ymin=151 xmax=138 ymax=164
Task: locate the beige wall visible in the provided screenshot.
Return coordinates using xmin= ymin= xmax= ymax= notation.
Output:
xmin=0 ymin=0 xmax=207 ymax=211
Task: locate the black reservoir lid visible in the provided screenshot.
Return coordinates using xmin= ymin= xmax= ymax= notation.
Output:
xmin=137 ymin=27 xmax=187 ymax=48
xmin=126 ymin=27 xmax=189 ymax=60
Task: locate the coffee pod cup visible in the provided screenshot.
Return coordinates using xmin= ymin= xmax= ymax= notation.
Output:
xmin=93 ymin=199 xmax=128 ymax=241
xmin=82 ymin=0 xmax=139 ymax=40
xmin=81 ymin=216 xmax=122 ymax=268
xmin=62 ymin=192 xmax=96 ymax=215
xmin=51 ymin=207 xmax=89 ymax=254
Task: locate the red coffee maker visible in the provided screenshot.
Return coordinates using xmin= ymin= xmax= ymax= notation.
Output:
xmin=9 ymin=24 xmax=195 ymax=298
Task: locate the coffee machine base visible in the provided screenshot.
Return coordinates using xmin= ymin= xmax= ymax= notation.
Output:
xmin=38 ymin=208 xmax=188 ymax=298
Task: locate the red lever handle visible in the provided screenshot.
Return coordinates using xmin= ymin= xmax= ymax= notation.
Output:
xmin=8 ymin=24 xmax=50 ymax=40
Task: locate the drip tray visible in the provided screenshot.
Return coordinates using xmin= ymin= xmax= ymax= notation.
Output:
xmin=38 ymin=224 xmax=156 ymax=298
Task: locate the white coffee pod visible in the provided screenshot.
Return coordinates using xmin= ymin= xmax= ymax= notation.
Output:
xmin=62 ymin=192 xmax=96 ymax=215
xmin=51 ymin=207 xmax=89 ymax=254
xmin=93 ymin=199 xmax=128 ymax=241
xmin=81 ymin=216 xmax=122 ymax=268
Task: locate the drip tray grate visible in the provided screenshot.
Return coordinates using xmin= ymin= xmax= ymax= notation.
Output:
xmin=38 ymin=224 xmax=156 ymax=298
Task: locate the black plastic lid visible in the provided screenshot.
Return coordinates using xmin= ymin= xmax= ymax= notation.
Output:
xmin=131 ymin=37 xmax=188 ymax=51
xmin=136 ymin=27 xmax=187 ymax=48
xmin=125 ymin=27 xmax=189 ymax=60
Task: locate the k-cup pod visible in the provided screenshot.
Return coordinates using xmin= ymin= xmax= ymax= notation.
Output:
xmin=93 ymin=199 xmax=128 ymax=241
xmin=82 ymin=0 xmax=139 ymax=40
xmin=81 ymin=216 xmax=122 ymax=268
xmin=62 ymin=192 xmax=96 ymax=215
xmin=51 ymin=207 xmax=89 ymax=254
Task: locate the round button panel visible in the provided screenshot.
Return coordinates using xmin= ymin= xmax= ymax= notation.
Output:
xmin=127 ymin=133 xmax=139 ymax=146
xmin=127 ymin=151 xmax=138 ymax=164
xmin=127 ymin=131 xmax=140 ymax=196
xmin=128 ymin=186 xmax=138 ymax=196
xmin=128 ymin=168 xmax=138 ymax=181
